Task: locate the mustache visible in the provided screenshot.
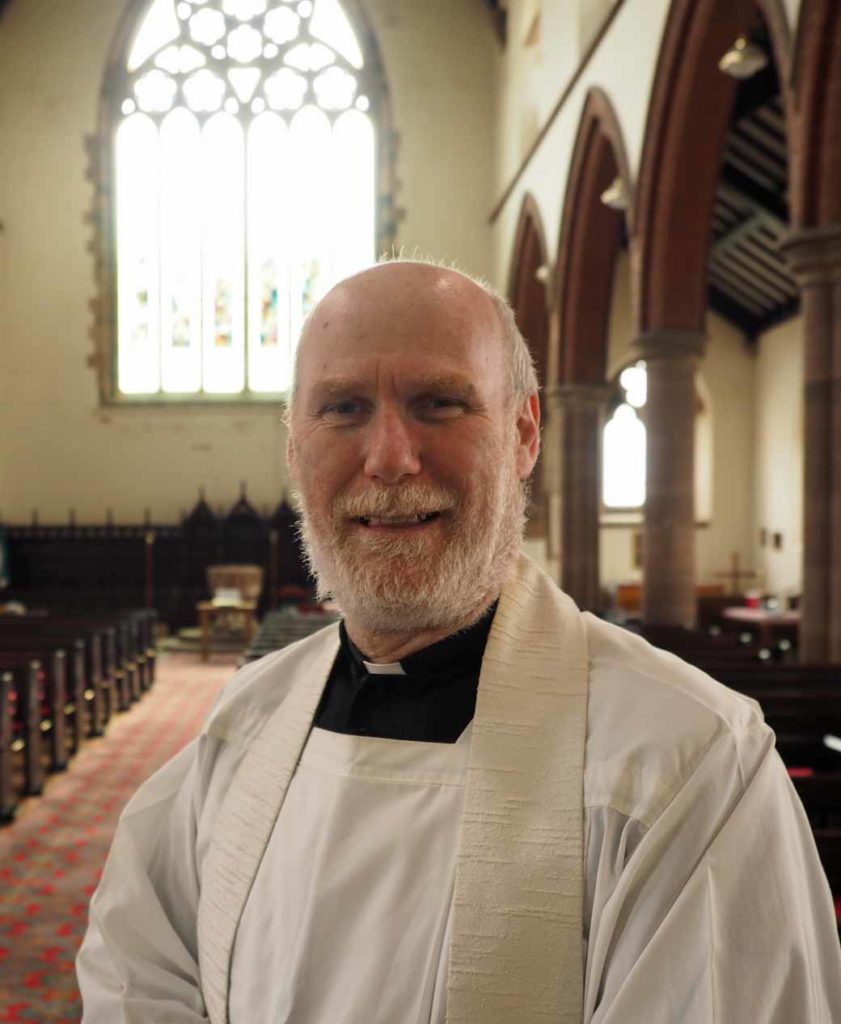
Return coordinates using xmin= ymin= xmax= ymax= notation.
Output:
xmin=333 ymin=483 xmax=460 ymax=521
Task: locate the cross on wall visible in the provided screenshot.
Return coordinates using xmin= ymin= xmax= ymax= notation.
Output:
xmin=715 ymin=551 xmax=757 ymax=596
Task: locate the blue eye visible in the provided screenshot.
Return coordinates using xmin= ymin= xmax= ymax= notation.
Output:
xmin=420 ymin=397 xmax=465 ymax=419
xmin=322 ymin=399 xmax=365 ymax=423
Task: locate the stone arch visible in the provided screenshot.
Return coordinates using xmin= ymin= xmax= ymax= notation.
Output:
xmin=553 ymin=86 xmax=632 ymax=386
xmin=508 ymin=193 xmax=550 ymax=388
xmin=791 ymin=0 xmax=841 ymax=227
xmin=507 ymin=193 xmax=551 ymax=539
xmin=633 ymin=0 xmax=794 ymax=333
xmin=547 ymin=88 xmax=631 ymax=610
xmin=630 ymin=0 xmax=795 ymax=627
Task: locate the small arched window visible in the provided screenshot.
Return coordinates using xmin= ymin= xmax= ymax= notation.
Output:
xmin=602 ymin=361 xmax=713 ymax=518
xmin=99 ymin=0 xmax=386 ymax=401
xmin=602 ymin=361 xmax=646 ymax=509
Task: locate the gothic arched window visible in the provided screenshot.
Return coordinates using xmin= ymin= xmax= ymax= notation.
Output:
xmin=602 ymin=361 xmax=713 ymax=519
xmin=95 ymin=0 xmax=390 ymax=402
xmin=602 ymin=361 xmax=646 ymax=509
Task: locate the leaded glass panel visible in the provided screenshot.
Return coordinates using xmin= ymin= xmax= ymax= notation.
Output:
xmin=116 ymin=114 xmax=161 ymax=394
xmin=115 ymin=0 xmax=376 ymax=399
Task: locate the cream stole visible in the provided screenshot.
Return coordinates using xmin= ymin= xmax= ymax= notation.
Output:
xmin=197 ymin=553 xmax=589 ymax=1024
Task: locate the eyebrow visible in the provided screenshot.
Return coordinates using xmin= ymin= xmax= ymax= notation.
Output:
xmin=308 ymin=374 xmax=482 ymax=404
xmin=411 ymin=374 xmax=482 ymax=403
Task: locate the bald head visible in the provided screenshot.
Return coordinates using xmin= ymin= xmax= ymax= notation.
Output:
xmin=289 ymin=261 xmax=537 ymax=411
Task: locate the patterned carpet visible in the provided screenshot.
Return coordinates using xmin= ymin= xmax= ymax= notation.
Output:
xmin=0 ymin=652 xmax=239 ymax=1022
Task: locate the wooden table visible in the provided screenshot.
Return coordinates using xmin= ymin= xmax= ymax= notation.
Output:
xmin=722 ymin=606 xmax=800 ymax=646
xmin=197 ymin=599 xmax=258 ymax=663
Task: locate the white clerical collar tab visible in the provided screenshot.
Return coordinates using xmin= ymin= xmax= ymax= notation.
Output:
xmin=363 ymin=660 xmax=407 ymax=676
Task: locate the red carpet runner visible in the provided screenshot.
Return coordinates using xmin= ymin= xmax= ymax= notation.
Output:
xmin=0 ymin=652 xmax=239 ymax=1022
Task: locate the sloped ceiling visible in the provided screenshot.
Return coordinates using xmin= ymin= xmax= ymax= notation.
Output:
xmin=707 ymin=19 xmax=798 ymax=338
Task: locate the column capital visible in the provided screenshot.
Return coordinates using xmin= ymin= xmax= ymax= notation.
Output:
xmin=779 ymin=223 xmax=841 ymax=285
xmin=631 ymin=329 xmax=706 ymax=362
xmin=544 ymin=382 xmax=612 ymax=412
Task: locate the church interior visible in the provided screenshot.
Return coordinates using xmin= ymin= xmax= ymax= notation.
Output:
xmin=1 ymin=0 xmax=840 ymax=1015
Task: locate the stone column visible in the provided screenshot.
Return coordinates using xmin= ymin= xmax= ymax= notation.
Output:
xmin=545 ymin=383 xmax=610 ymax=611
xmin=632 ymin=330 xmax=705 ymax=628
xmin=780 ymin=225 xmax=841 ymax=662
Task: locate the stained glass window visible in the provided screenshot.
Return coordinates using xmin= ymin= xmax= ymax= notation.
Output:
xmin=114 ymin=0 xmax=376 ymax=398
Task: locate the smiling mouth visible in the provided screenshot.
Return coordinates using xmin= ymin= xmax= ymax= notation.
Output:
xmin=357 ymin=512 xmax=442 ymax=528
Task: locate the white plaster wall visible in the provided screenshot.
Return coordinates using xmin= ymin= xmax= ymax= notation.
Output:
xmin=493 ymin=0 xmax=580 ymax=195
xmin=493 ymin=0 xmax=807 ymax=282
xmin=0 ymin=0 xmax=497 ymax=524
xmin=782 ymin=0 xmax=803 ymax=33
xmin=753 ymin=315 xmax=803 ymax=596
xmin=694 ymin=313 xmax=756 ymax=586
xmin=493 ymin=0 xmax=671 ymax=286
xmin=366 ymin=0 xmax=497 ymax=276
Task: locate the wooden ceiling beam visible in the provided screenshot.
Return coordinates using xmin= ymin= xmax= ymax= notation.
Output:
xmin=719 ymin=163 xmax=788 ymax=220
xmin=707 ymin=283 xmax=765 ymax=334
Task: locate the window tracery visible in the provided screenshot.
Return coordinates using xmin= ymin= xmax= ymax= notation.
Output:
xmin=90 ymin=0 xmax=395 ymax=402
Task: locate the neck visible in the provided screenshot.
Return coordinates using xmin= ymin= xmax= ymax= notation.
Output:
xmin=344 ymin=592 xmax=498 ymax=663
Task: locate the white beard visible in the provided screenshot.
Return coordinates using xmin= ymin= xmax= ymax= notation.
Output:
xmin=294 ymin=461 xmax=527 ymax=636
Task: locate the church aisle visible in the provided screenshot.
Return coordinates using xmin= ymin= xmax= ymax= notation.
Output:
xmin=0 ymin=652 xmax=239 ymax=1022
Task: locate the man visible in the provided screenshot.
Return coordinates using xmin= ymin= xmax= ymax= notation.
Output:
xmin=77 ymin=261 xmax=841 ymax=1022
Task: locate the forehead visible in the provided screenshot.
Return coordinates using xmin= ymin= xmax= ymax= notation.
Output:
xmin=295 ymin=266 xmax=507 ymax=394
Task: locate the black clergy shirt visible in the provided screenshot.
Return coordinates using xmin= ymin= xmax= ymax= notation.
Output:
xmin=313 ymin=603 xmax=497 ymax=743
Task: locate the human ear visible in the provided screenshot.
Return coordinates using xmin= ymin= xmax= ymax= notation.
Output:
xmin=286 ymin=432 xmax=297 ymax=482
xmin=515 ymin=393 xmax=541 ymax=480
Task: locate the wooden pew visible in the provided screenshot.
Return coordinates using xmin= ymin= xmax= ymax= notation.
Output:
xmin=242 ymin=609 xmax=339 ymax=664
xmin=750 ymin=690 xmax=841 ymax=735
xmin=641 ymin=625 xmax=755 ymax=653
xmin=637 ymin=625 xmax=841 ymax=770
xmin=0 ymin=634 xmax=85 ymax=750
xmin=38 ymin=610 xmax=158 ymax=693
xmin=0 ymin=608 xmax=159 ymax=716
xmin=775 ymin=736 xmax=841 ymax=773
xmin=684 ymin=660 xmax=841 ymax=685
xmin=637 ymin=624 xmax=799 ymax=664
xmin=0 ymin=646 xmax=68 ymax=770
xmin=0 ymin=659 xmax=44 ymax=800
xmin=814 ymin=829 xmax=841 ymax=892
xmin=132 ymin=608 xmax=158 ymax=688
xmin=0 ymin=623 xmax=103 ymax=738
xmin=38 ymin=614 xmax=147 ymax=705
xmin=0 ymin=609 xmax=158 ymax=727
xmin=1 ymin=671 xmax=16 ymax=820
xmin=791 ymin=772 xmax=841 ymax=827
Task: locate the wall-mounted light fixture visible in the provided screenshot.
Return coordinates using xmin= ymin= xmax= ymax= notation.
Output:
xmin=718 ymin=36 xmax=768 ymax=79
xmin=599 ymin=177 xmax=629 ymax=211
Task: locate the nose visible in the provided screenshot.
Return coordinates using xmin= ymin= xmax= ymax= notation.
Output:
xmin=363 ymin=406 xmax=422 ymax=483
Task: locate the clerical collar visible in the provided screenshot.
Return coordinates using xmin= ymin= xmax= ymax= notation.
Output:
xmin=340 ymin=602 xmax=498 ymax=682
